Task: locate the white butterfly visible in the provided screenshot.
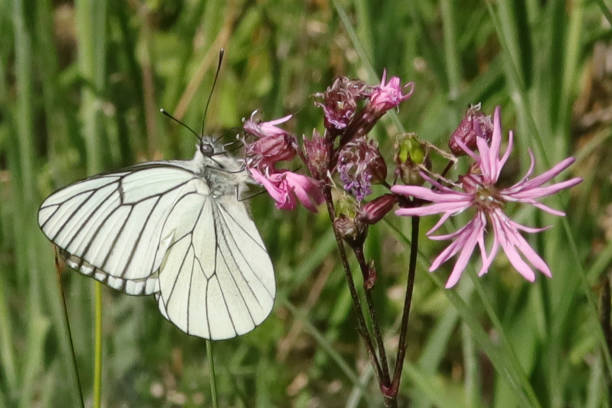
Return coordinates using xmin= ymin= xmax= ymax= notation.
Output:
xmin=37 ymin=136 xmax=276 ymax=340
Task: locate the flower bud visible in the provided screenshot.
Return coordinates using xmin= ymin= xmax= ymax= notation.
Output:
xmin=334 ymin=215 xmax=367 ymax=248
xmin=359 ymin=194 xmax=398 ymax=225
xmin=394 ymin=134 xmax=429 ymax=186
xmin=303 ymin=129 xmax=330 ymax=180
xmin=364 ymin=261 xmax=377 ymax=290
xmin=448 ymin=103 xmax=493 ymax=156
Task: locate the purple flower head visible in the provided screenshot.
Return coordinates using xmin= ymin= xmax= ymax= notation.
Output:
xmin=315 ymin=77 xmax=371 ymax=131
xmin=303 ymin=129 xmax=330 ymax=180
xmin=391 ymin=106 xmax=582 ymax=288
xmin=337 ymin=137 xmax=387 ymax=201
xmin=448 ymin=104 xmax=493 ymax=156
xmin=369 ymin=70 xmax=414 ymax=114
xmin=249 ymin=167 xmax=324 ymax=212
xmin=244 ymin=111 xmax=297 ymax=170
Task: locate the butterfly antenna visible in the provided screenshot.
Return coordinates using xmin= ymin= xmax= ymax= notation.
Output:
xmin=201 ymin=48 xmax=225 ymax=136
xmin=160 ymin=108 xmax=200 ymax=140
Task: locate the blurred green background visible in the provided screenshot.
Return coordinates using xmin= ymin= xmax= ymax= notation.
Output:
xmin=1 ymin=0 xmax=611 ymax=406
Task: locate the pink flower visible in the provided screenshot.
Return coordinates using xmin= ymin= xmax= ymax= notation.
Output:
xmin=244 ymin=112 xmax=293 ymax=139
xmin=243 ymin=112 xmax=297 ymax=170
xmin=391 ymin=106 xmax=582 ymax=288
xmin=369 ymin=70 xmax=414 ymax=113
xmin=249 ymin=168 xmax=324 ymax=212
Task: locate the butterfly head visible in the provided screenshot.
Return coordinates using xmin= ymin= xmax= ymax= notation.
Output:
xmin=199 ymin=139 xmax=216 ymax=157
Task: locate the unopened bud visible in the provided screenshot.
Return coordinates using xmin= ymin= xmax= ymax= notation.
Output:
xmin=303 ymin=129 xmax=330 ymax=180
xmin=334 ymin=215 xmax=367 ymax=248
xmin=448 ymin=103 xmax=493 ymax=156
xmin=364 ymin=262 xmax=377 ymax=290
xmin=394 ymin=134 xmax=429 ymax=185
xmin=359 ymin=194 xmax=397 ymax=224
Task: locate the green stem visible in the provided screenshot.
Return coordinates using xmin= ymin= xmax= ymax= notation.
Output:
xmin=55 ymin=257 xmax=85 ymax=408
xmin=206 ymin=340 xmax=219 ymax=408
xmin=93 ymin=282 xmax=103 ymax=408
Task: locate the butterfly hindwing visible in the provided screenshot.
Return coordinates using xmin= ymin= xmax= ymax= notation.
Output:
xmin=156 ymin=194 xmax=275 ymax=340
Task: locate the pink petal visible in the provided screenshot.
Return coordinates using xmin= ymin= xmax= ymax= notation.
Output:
xmin=506 ymin=149 xmax=536 ymax=192
xmin=505 ymin=177 xmax=582 ymax=200
xmin=445 ymin=217 xmax=485 ymax=288
xmin=430 ymin=232 xmax=469 ymax=272
xmin=479 ymin=229 xmax=499 ymax=276
xmin=391 ymin=185 xmax=469 ymax=202
xmin=505 ymin=227 xmax=552 ymax=277
xmin=429 ymin=219 xmax=474 ymax=241
xmin=489 ymin=106 xmax=503 ymax=168
xmin=508 ymin=219 xmax=552 ymax=234
xmin=265 ymin=114 xmax=293 ymax=126
xmin=513 ymin=199 xmax=566 ymax=217
xmin=427 ymin=211 xmax=455 ymax=235
xmin=285 ymin=171 xmax=323 ymax=212
xmin=476 ymin=135 xmax=494 ymax=181
xmin=395 ymin=201 xmax=471 ymax=217
xmin=511 ymin=157 xmax=576 ymax=193
xmin=498 ymin=130 xmax=514 ymax=178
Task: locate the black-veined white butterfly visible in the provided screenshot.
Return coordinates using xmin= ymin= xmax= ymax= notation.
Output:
xmin=37 ymin=129 xmax=276 ymax=340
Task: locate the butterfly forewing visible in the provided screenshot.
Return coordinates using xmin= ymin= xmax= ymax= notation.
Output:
xmin=38 ymin=163 xmax=197 ymax=294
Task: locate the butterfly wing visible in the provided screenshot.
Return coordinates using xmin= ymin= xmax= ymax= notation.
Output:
xmin=38 ymin=163 xmax=198 ymax=295
xmin=155 ymin=193 xmax=275 ymax=340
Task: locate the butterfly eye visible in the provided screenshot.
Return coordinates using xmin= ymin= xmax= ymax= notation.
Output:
xmin=199 ymin=142 xmax=215 ymax=157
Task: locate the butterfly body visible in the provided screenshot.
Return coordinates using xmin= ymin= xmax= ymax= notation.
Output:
xmin=38 ymin=138 xmax=275 ymax=340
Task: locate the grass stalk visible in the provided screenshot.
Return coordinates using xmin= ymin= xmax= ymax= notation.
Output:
xmin=206 ymin=340 xmax=219 ymax=408
xmin=93 ymin=283 xmax=103 ymax=408
xmin=55 ymin=255 xmax=85 ymax=408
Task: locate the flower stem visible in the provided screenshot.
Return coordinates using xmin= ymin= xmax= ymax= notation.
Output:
xmin=54 ymin=254 xmax=85 ymax=408
xmin=206 ymin=340 xmax=219 ymax=408
xmin=323 ymin=188 xmax=384 ymax=383
xmin=390 ymin=215 xmax=420 ymax=395
xmin=601 ymin=274 xmax=612 ymax=398
xmin=353 ymin=246 xmax=391 ymax=386
xmin=93 ymin=281 xmax=103 ymax=408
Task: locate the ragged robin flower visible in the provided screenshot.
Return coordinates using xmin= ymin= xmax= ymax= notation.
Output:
xmin=391 ymin=106 xmax=582 ymax=288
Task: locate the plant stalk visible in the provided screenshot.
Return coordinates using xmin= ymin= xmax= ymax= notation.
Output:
xmin=323 ymin=188 xmax=384 ymax=383
xmin=206 ymin=340 xmax=219 ymax=408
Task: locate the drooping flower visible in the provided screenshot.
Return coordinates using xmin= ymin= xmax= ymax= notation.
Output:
xmin=249 ymin=168 xmax=324 ymax=212
xmin=368 ymin=70 xmax=415 ymax=114
xmin=337 ymin=71 xmax=414 ymax=146
xmin=448 ymin=103 xmax=493 ymax=156
xmin=315 ymin=77 xmax=371 ymax=131
xmin=391 ymin=106 xmax=582 ymax=288
xmin=337 ymin=137 xmax=387 ymax=201
xmin=243 ymin=112 xmax=297 ymax=170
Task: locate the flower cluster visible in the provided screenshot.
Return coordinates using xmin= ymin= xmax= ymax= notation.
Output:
xmin=242 ymin=113 xmax=323 ymax=212
xmin=244 ymin=72 xmax=581 ymax=289
xmin=244 ymin=70 xmax=414 ymax=223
